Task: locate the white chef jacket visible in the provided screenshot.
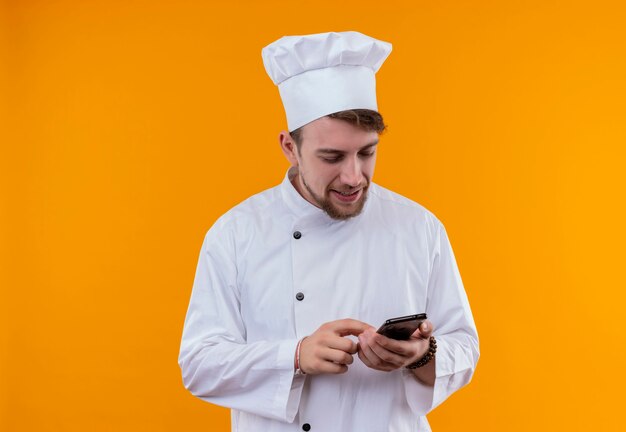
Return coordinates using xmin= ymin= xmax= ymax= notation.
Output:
xmin=178 ymin=168 xmax=479 ymax=432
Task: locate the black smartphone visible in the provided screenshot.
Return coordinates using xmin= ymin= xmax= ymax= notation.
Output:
xmin=376 ymin=313 xmax=427 ymax=340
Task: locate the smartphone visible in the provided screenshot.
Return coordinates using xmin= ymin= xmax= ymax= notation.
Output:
xmin=376 ymin=313 xmax=427 ymax=340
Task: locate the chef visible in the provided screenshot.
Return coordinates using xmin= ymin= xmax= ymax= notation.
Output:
xmin=178 ymin=31 xmax=479 ymax=432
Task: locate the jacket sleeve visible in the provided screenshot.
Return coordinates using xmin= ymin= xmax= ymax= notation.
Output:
xmin=403 ymin=220 xmax=480 ymax=415
xmin=178 ymin=222 xmax=306 ymax=422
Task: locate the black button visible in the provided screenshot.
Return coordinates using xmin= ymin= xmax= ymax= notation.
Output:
xmin=296 ymin=292 xmax=304 ymax=301
xmin=302 ymin=424 xmax=311 ymax=431
xmin=293 ymin=231 xmax=302 ymax=239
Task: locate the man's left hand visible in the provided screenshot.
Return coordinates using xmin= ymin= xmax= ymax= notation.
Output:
xmin=357 ymin=320 xmax=434 ymax=372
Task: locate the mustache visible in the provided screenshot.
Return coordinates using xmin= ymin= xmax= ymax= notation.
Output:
xmin=329 ymin=183 xmax=369 ymax=194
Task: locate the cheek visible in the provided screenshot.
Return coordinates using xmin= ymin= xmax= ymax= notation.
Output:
xmin=365 ymin=157 xmax=377 ymax=179
xmin=312 ymin=165 xmax=338 ymax=189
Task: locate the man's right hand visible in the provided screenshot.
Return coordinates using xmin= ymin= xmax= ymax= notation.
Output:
xmin=298 ymin=319 xmax=370 ymax=375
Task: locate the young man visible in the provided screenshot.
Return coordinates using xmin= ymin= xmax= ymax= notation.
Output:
xmin=179 ymin=31 xmax=479 ymax=432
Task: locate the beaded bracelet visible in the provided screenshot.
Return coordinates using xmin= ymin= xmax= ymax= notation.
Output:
xmin=406 ymin=336 xmax=437 ymax=369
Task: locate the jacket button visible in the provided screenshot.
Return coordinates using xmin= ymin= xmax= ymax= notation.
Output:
xmin=296 ymin=292 xmax=304 ymax=301
xmin=293 ymin=231 xmax=302 ymax=239
xmin=302 ymin=424 xmax=311 ymax=431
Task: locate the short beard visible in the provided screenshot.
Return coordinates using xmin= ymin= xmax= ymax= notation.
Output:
xmin=301 ymin=174 xmax=368 ymax=220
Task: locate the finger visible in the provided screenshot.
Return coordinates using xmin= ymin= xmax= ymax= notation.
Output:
xmin=357 ymin=335 xmax=380 ymax=366
xmin=321 ymin=347 xmax=354 ymax=365
xmin=346 ymin=342 xmax=358 ymax=355
xmin=318 ymin=361 xmax=349 ymax=374
xmin=358 ymin=348 xmax=373 ymax=368
xmin=358 ymin=334 xmax=396 ymax=372
xmin=329 ymin=363 xmax=349 ymax=374
xmin=326 ymin=319 xmax=373 ymax=337
xmin=412 ymin=320 xmax=434 ymax=339
xmin=326 ymin=335 xmax=358 ymax=354
xmin=370 ymin=339 xmax=405 ymax=367
xmin=302 ymin=355 xmax=349 ymax=375
xmin=373 ymin=332 xmax=411 ymax=356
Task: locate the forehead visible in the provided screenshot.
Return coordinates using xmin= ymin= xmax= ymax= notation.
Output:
xmin=300 ymin=117 xmax=379 ymax=151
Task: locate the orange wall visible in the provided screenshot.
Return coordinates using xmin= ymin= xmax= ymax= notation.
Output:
xmin=1 ymin=0 xmax=625 ymax=430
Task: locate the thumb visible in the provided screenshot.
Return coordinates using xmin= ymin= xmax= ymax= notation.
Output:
xmin=415 ymin=320 xmax=434 ymax=339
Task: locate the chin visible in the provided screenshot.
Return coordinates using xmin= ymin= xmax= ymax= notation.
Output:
xmin=323 ymin=193 xmax=368 ymax=220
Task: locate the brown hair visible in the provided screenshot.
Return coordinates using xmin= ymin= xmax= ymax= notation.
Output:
xmin=290 ymin=109 xmax=386 ymax=151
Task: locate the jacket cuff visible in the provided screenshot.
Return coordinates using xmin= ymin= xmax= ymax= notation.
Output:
xmin=402 ymin=336 xmax=475 ymax=416
xmin=273 ymin=339 xmax=307 ymax=422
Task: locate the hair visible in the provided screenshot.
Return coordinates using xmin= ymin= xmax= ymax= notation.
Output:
xmin=290 ymin=109 xmax=387 ymax=151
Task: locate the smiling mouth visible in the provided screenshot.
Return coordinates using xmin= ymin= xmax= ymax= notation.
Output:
xmin=335 ymin=190 xmax=359 ymax=196
xmin=330 ymin=188 xmax=362 ymax=203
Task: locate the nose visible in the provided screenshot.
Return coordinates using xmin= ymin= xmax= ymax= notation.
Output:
xmin=339 ymin=156 xmax=363 ymax=188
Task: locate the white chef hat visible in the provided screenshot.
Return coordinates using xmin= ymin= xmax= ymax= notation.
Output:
xmin=262 ymin=31 xmax=392 ymax=132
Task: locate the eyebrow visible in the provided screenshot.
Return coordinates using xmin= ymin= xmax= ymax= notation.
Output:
xmin=316 ymin=140 xmax=379 ymax=155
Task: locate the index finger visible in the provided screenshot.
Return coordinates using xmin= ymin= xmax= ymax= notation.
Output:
xmin=326 ymin=318 xmax=373 ymax=336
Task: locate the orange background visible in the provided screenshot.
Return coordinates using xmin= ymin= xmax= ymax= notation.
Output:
xmin=1 ymin=0 xmax=625 ymax=430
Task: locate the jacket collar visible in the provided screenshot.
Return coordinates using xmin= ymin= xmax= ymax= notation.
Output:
xmin=279 ymin=167 xmax=371 ymax=228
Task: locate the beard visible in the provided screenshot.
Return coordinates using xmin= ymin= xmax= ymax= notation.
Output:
xmin=300 ymin=174 xmax=369 ymax=220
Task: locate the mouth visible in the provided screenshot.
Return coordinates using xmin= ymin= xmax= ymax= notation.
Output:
xmin=330 ymin=188 xmax=363 ymax=203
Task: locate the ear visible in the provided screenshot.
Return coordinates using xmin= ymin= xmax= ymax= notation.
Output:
xmin=279 ymin=131 xmax=299 ymax=167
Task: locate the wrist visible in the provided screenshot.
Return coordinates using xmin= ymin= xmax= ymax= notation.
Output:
xmin=406 ymin=336 xmax=437 ymax=369
xmin=294 ymin=337 xmax=307 ymax=375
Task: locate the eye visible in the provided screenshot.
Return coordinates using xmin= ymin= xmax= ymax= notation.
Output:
xmin=359 ymin=151 xmax=375 ymax=158
xmin=321 ymin=156 xmax=342 ymax=164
